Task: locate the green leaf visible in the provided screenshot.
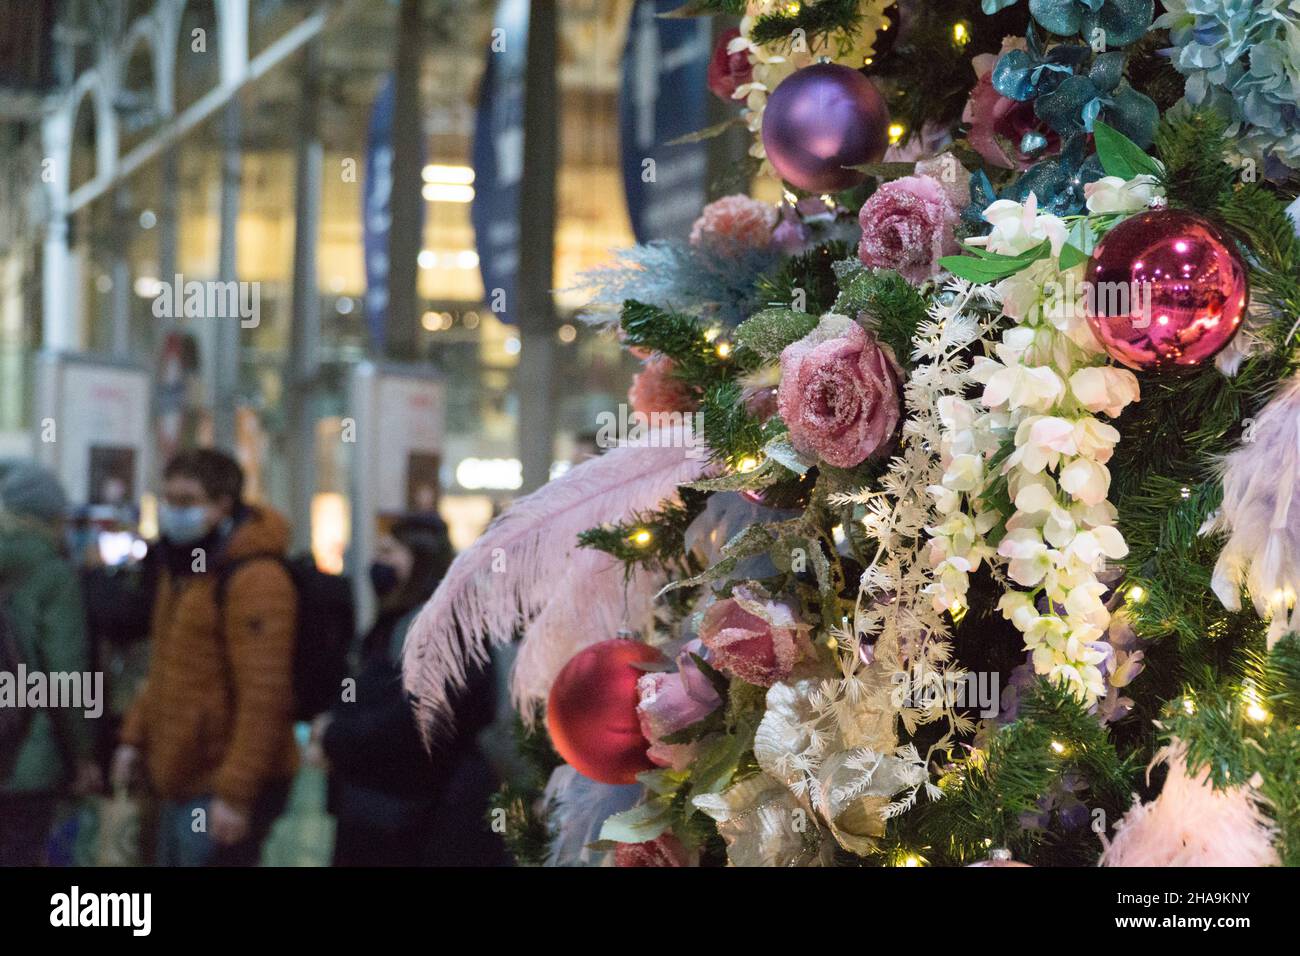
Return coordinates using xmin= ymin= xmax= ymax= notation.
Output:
xmin=763 ymin=436 xmax=813 ymax=476
xmin=734 ymin=308 xmax=818 ymax=360
xmin=1058 ymin=243 xmax=1088 ymax=271
xmin=939 ymin=239 xmax=1052 ymax=283
xmin=1093 ymin=119 xmax=1162 ymax=181
xmin=665 ymin=116 xmax=744 ymax=147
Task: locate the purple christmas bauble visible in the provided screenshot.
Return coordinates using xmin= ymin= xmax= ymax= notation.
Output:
xmin=1084 ymin=209 xmax=1249 ymax=371
xmin=761 ymin=63 xmax=890 ymax=193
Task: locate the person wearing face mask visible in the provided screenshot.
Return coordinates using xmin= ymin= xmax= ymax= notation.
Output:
xmin=111 ymin=449 xmax=298 ymax=866
xmin=314 ymin=514 xmax=505 ymax=866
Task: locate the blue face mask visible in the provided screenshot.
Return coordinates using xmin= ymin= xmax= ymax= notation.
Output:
xmin=158 ymin=503 xmax=212 ymax=545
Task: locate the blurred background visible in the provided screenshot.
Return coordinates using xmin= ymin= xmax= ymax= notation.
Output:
xmin=0 ymin=0 xmax=765 ymax=585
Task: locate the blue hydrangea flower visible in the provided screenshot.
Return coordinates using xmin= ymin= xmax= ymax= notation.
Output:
xmin=1156 ymin=0 xmax=1300 ymax=177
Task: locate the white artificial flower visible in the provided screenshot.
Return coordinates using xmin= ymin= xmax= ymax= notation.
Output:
xmin=927 ymin=483 xmax=961 ymax=515
xmin=1043 ymin=505 xmax=1077 ymax=549
xmin=1084 ymin=174 xmax=1164 ymax=214
xmin=982 ymin=193 xmax=1069 ymax=257
xmin=1072 ymin=417 xmax=1121 ymax=463
xmin=999 ymin=528 xmax=1052 ymax=587
xmin=1069 ymin=366 xmax=1141 ymax=417
xmin=997 ymin=591 xmax=1039 ymax=631
xmin=982 ymin=363 xmax=1065 ymax=412
xmin=1059 ymin=457 xmax=1111 ymax=506
xmin=1013 ymin=476 xmax=1058 ymax=515
xmin=1065 ymin=527 xmax=1129 ymax=569
xmin=1064 ymin=580 xmax=1110 ymax=630
xmin=943 ymin=454 xmax=985 ymax=492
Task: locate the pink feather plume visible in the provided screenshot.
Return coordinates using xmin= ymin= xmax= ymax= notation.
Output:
xmin=402 ymin=426 xmax=710 ymax=738
xmin=1100 ymin=743 xmax=1279 ymax=867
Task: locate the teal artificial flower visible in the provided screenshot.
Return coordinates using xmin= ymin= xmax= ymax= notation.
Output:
xmin=992 ymin=35 xmax=1159 ymax=146
xmin=984 ymin=0 xmax=1155 ymax=48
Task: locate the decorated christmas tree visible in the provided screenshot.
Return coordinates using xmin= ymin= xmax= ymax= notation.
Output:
xmin=405 ymin=0 xmax=1300 ymax=867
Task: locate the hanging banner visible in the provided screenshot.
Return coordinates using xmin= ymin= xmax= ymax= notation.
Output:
xmin=471 ymin=0 xmax=530 ymax=325
xmin=620 ymin=0 xmax=712 ymax=243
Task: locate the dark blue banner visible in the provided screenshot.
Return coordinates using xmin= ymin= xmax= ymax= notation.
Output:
xmin=471 ymin=0 xmax=530 ymax=325
xmin=620 ymin=0 xmax=712 ymax=243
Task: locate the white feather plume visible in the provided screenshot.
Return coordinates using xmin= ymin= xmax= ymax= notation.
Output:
xmin=1206 ymin=375 xmax=1300 ymax=646
xmin=402 ymin=426 xmax=710 ymax=737
xmin=1100 ymin=743 xmax=1278 ymax=867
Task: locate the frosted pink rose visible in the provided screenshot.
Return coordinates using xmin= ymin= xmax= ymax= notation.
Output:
xmin=962 ymin=48 xmax=1062 ymax=172
xmin=699 ymin=586 xmax=806 ymax=687
xmin=615 ymin=833 xmax=691 ymax=867
xmin=856 ymin=174 xmax=960 ymax=284
xmin=636 ymin=640 xmax=721 ymax=770
xmin=689 ymin=195 xmax=777 ymax=254
xmin=706 ymin=28 xmax=752 ymax=102
xmin=629 ymin=355 xmax=698 ymax=416
xmin=777 ymin=319 xmax=902 ymax=469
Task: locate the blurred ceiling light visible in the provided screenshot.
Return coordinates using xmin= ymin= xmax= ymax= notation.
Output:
xmin=422 ymin=164 xmax=475 ymax=185
xmin=134 ymin=276 xmax=162 ymax=298
xmin=422 ymin=182 xmax=475 ymax=203
xmin=418 ymin=250 xmax=437 ymax=269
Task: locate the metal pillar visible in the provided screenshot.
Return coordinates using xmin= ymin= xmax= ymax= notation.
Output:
xmin=286 ymin=39 xmax=323 ymax=553
xmin=109 ymin=186 xmax=132 ymax=358
xmin=515 ymin=0 xmax=559 ymax=494
xmin=212 ymin=98 xmax=242 ymax=452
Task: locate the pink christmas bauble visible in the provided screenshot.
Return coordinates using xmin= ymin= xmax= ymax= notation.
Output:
xmin=1083 ymin=209 xmax=1249 ymax=371
xmin=967 ymin=848 xmax=1031 ymax=867
xmin=761 ymin=63 xmax=890 ymax=193
xmin=546 ymin=639 xmax=665 ymax=785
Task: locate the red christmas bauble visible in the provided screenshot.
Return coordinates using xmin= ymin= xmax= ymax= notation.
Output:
xmin=761 ymin=63 xmax=890 ymax=193
xmin=546 ymin=639 xmax=665 ymax=785
xmin=1084 ymin=209 xmax=1249 ymax=371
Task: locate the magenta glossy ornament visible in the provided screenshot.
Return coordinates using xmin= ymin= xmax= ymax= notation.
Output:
xmin=967 ymin=847 xmax=1031 ymax=867
xmin=1083 ymin=209 xmax=1249 ymax=371
xmin=761 ymin=63 xmax=890 ymax=193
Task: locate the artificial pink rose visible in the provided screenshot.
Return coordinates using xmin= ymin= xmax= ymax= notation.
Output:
xmin=698 ymin=586 xmax=806 ymax=687
xmin=706 ymin=28 xmax=752 ymax=102
xmin=629 ymin=355 xmax=698 ymax=416
xmin=615 ymin=833 xmax=692 ymax=867
xmin=777 ymin=318 xmax=902 ymax=468
xmin=856 ymin=174 xmax=960 ymax=284
xmin=689 ymin=195 xmax=778 ymax=254
xmin=636 ymin=640 xmax=722 ymax=770
xmin=914 ymin=153 xmax=972 ymax=213
xmin=962 ymin=47 xmax=1062 ymax=172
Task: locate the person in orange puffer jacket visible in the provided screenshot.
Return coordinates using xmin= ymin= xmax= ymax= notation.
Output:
xmin=112 ymin=449 xmax=297 ymax=866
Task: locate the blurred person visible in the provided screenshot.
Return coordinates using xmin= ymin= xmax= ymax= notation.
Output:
xmin=0 ymin=463 xmax=100 ymax=866
xmin=314 ymin=514 xmax=505 ymax=866
xmin=111 ymin=449 xmax=297 ymax=866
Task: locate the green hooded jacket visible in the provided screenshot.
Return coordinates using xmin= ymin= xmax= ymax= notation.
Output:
xmin=0 ymin=513 xmax=93 ymax=794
